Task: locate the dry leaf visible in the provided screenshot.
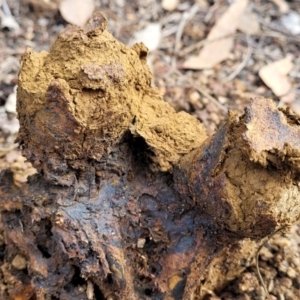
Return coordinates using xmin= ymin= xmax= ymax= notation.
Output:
xmin=259 ymin=55 xmax=293 ymax=97
xmin=290 ymin=100 xmax=300 ymax=116
xmin=5 ymin=85 xmax=17 ymax=113
xmin=59 ymin=0 xmax=95 ymax=27
xmin=237 ymin=12 xmax=260 ymax=35
xmin=183 ymin=0 xmax=248 ymax=69
xmin=280 ymin=91 xmax=295 ymax=104
xmin=271 ymin=0 xmax=289 ymax=14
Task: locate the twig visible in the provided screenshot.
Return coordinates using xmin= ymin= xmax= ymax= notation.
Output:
xmin=204 ymin=2 xmax=219 ymax=23
xmin=172 ymin=3 xmax=200 ymax=67
xmin=257 ymin=15 xmax=298 ymax=38
xmin=260 ymin=30 xmax=300 ymax=42
xmin=174 ymin=3 xmax=200 ymax=55
xmin=180 ymin=30 xmax=300 ymax=58
xmin=1 ymin=0 xmax=12 ymax=16
xmin=161 ymin=26 xmax=179 ymax=39
xmin=160 ymin=12 xmax=182 ymax=26
xmin=222 ymin=36 xmax=253 ymax=82
xmin=256 ymin=226 xmax=287 ymax=300
xmin=195 ymin=86 xmax=227 ymax=113
xmin=179 ymin=33 xmax=235 ymax=57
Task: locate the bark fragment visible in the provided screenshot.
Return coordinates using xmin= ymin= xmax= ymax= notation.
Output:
xmin=0 ymin=12 xmax=300 ymax=300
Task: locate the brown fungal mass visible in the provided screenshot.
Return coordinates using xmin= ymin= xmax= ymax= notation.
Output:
xmin=2 ymin=11 xmax=299 ymax=300
xmin=17 ymin=11 xmax=207 ymax=174
xmin=176 ymin=99 xmax=300 ymax=240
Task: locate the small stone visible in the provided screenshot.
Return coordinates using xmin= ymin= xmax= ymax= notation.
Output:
xmin=287 ymin=267 xmax=297 ymax=278
xmin=210 ymin=112 xmax=220 ymax=124
xmin=86 ymin=280 xmax=94 ymax=300
xmin=202 ymin=97 xmax=209 ymax=104
xmin=278 ymin=277 xmax=292 ymax=288
xmin=268 ymin=279 xmax=274 ymax=292
xmin=189 ymin=91 xmax=200 ymax=102
xmin=37 ymin=18 xmax=49 ymax=27
xmin=12 ymin=254 xmax=27 ymax=270
xmin=5 ymin=86 xmax=17 ymax=114
xmin=137 ymin=238 xmax=146 ymax=249
xmin=189 ymin=91 xmax=203 ymax=109
xmin=206 ymin=102 xmax=218 ymax=113
xmin=274 ymin=237 xmax=291 ymax=248
xmin=218 ymin=96 xmax=228 ymax=104
xmin=259 ymin=247 xmax=274 ymax=260
xmin=162 ymin=0 xmax=179 ymax=11
xmin=278 ymin=259 xmax=289 ymax=273
xmin=238 ymin=272 xmax=259 ymax=292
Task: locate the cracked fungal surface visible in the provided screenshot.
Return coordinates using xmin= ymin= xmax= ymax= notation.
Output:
xmin=178 ymin=98 xmax=300 ymax=240
xmin=17 ymin=12 xmax=207 ymax=176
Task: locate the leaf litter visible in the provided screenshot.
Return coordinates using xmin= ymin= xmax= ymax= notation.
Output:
xmin=183 ymin=0 xmax=249 ymax=69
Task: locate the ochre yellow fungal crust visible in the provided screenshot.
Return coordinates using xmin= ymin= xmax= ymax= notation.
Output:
xmin=17 ymin=12 xmax=207 ymax=172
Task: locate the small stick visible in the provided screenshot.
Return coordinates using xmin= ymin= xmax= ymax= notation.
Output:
xmin=222 ymin=36 xmax=253 ymax=82
xmin=179 ymin=33 xmax=235 ymax=57
xmin=256 ymin=226 xmax=287 ymax=300
xmin=172 ymin=3 xmax=200 ymax=67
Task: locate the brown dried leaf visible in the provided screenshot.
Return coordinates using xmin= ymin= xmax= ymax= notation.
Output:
xmin=237 ymin=11 xmax=260 ymax=35
xmin=183 ymin=0 xmax=248 ymax=69
xmin=259 ymin=55 xmax=293 ymax=97
xmin=59 ymin=0 xmax=95 ymax=27
xmin=271 ymin=0 xmax=289 ymax=13
xmin=280 ymin=91 xmax=295 ymax=104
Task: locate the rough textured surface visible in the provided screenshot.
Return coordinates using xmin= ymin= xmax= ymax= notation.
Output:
xmin=17 ymin=12 xmax=207 ymax=174
xmin=0 ymin=12 xmax=300 ymax=300
xmin=243 ymin=98 xmax=300 ymax=170
xmin=176 ymin=99 xmax=300 ymax=240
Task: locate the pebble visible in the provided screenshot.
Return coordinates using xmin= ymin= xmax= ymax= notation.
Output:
xmin=11 ymin=254 xmax=27 ymax=270
xmin=137 ymin=238 xmax=146 ymax=248
xmin=162 ymin=0 xmax=179 ymax=11
xmin=278 ymin=277 xmax=292 ymax=288
xmin=286 ymin=267 xmax=297 ymax=278
xmin=259 ymin=247 xmax=274 ymax=260
xmin=5 ymin=86 xmax=17 ymax=114
xmin=218 ymin=96 xmax=228 ymax=104
xmin=210 ymin=112 xmax=220 ymax=124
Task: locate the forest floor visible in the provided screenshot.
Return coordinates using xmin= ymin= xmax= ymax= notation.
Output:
xmin=0 ymin=0 xmax=300 ymax=299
